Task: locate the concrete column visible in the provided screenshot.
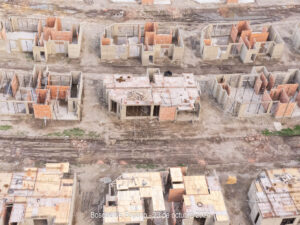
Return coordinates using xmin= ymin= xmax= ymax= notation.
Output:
xmin=237 ymin=103 xmax=247 ymax=117
xmin=25 ymin=102 xmax=30 ymax=114
xmin=108 ymin=98 xmax=111 ymax=112
xmin=266 ymin=101 xmax=273 ymax=114
xmin=150 ymin=105 xmax=154 ymax=118
xmin=120 ymin=104 xmax=126 ymax=120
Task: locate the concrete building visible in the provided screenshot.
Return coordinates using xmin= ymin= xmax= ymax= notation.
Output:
xmin=0 ymin=65 xmax=83 ymax=120
xmin=0 ymin=17 xmax=82 ymax=61
xmin=100 ymin=68 xmax=201 ymax=121
xmin=0 ymin=162 xmax=76 ymax=225
xmin=292 ymin=23 xmax=300 ymax=52
xmin=103 ymin=172 xmax=167 ymax=225
xmin=100 ymin=22 xmax=184 ymax=66
xmin=248 ymin=168 xmax=300 ymax=225
xmin=167 ymin=167 xmax=230 ymax=225
xmin=200 ymin=21 xmax=284 ymax=63
xmin=201 ymin=66 xmax=300 ymax=118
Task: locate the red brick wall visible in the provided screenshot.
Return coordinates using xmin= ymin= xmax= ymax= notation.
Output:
xmin=260 ymin=73 xmax=268 ymax=91
xmin=230 ymin=25 xmax=238 ymax=42
xmin=36 ymin=89 xmax=48 ymax=104
xmin=33 ymin=104 xmax=52 ymax=119
xmin=254 ymin=77 xmax=262 ymax=94
xmin=168 ymin=188 xmax=185 ymax=202
xmin=277 ymin=84 xmax=299 ymax=97
xmin=159 ymin=107 xmax=176 ymax=121
xmin=237 ymin=21 xmax=251 ymax=33
xmin=142 ymin=0 xmax=154 ymax=5
xmin=154 ymin=34 xmax=172 ymax=45
xmin=227 ymin=0 xmax=238 ymax=3
xmin=270 ymin=89 xmax=282 ymax=101
xmin=279 ymin=89 xmax=289 ymax=103
xmin=46 ymin=17 xmax=56 ymax=28
xmin=267 ymin=74 xmax=275 ymax=90
xmin=274 ymin=102 xmax=296 ymax=118
xmin=11 ymin=75 xmax=19 ymax=97
xmin=102 ymin=37 xmax=111 ymax=45
xmin=262 ymin=91 xmax=272 ymax=112
xmin=145 ymin=32 xmax=155 ymax=45
xmin=48 ymin=86 xmax=70 ymax=99
xmin=144 ymin=22 xmax=156 ymax=32
xmin=50 ymin=31 xmax=72 ymax=42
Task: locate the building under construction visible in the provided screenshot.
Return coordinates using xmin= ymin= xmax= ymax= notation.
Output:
xmin=0 ymin=162 xmax=76 ymax=225
xmin=100 ymin=22 xmax=184 ymax=66
xmin=200 ymin=21 xmax=284 ymax=63
xmin=248 ymin=168 xmax=300 ymax=225
xmin=0 ymin=17 xmax=82 ymax=61
xmin=194 ymin=0 xmax=254 ymax=3
xmin=111 ymin=0 xmax=171 ymax=4
xmin=167 ymin=167 xmax=230 ymax=225
xmin=200 ymin=66 xmax=300 ymax=118
xmin=103 ymin=167 xmax=230 ymax=225
xmin=0 ymin=65 xmax=83 ymax=120
xmin=100 ymin=68 xmax=201 ymax=121
xmin=103 ymin=171 xmax=167 ymax=225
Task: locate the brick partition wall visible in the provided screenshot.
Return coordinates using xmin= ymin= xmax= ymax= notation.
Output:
xmin=142 ymin=0 xmax=154 ymax=5
xmin=11 ymin=75 xmax=19 ymax=97
xmin=159 ymin=107 xmax=176 ymax=121
xmin=262 ymin=91 xmax=272 ymax=112
xmin=33 ymin=104 xmax=52 ymax=119
xmin=277 ymin=84 xmax=299 ymax=97
xmin=254 ymin=77 xmax=262 ymax=94
xmin=275 ymin=102 xmax=296 ymax=118
xmin=48 ymin=86 xmax=70 ymax=99
xmin=227 ymin=0 xmax=238 ymax=3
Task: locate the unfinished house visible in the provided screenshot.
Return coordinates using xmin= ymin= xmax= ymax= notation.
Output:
xmin=0 ymin=17 xmax=82 ymax=61
xmin=292 ymin=23 xmax=300 ymax=53
xmin=100 ymin=22 xmax=184 ymax=66
xmin=103 ymin=172 xmax=167 ymax=225
xmin=111 ymin=0 xmax=171 ymax=4
xmin=167 ymin=167 xmax=230 ymax=225
xmin=205 ymin=66 xmax=300 ymax=118
xmin=248 ymin=168 xmax=300 ymax=225
xmin=0 ymin=65 xmax=83 ymax=120
xmin=194 ymin=0 xmax=254 ymax=3
xmin=0 ymin=162 xmax=76 ymax=225
xmin=200 ymin=21 xmax=284 ymax=63
xmin=100 ymin=68 xmax=201 ymax=121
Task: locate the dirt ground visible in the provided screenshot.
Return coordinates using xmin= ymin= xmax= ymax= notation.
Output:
xmin=0 ymin=0 xmax=300 ymax=225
